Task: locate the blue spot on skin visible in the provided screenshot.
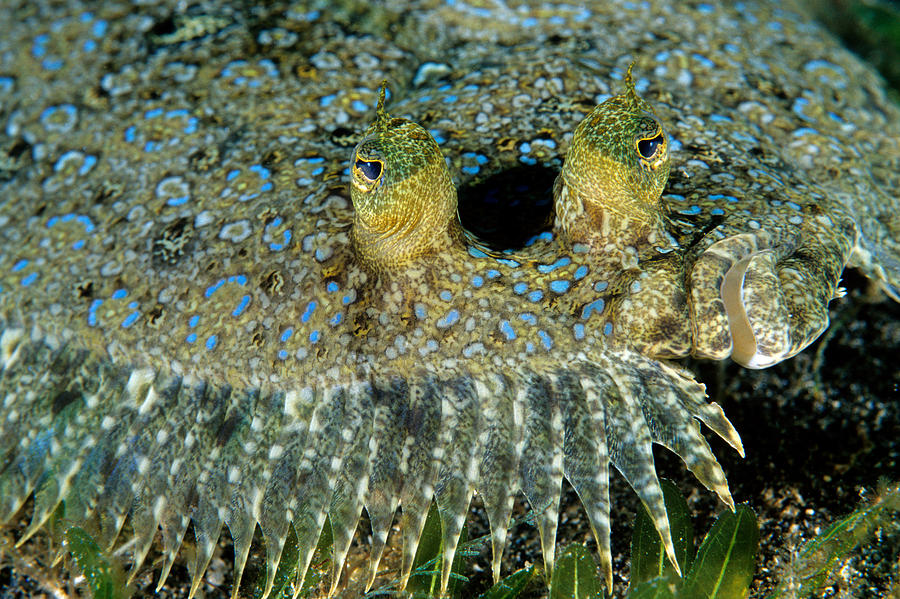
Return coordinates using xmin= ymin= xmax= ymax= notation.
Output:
xmin=471 ymin=276 xmax=483 ymax=288
xmin=280 ymin=328 xmax=293 ymax=342
xmin=145 ymin=108 xmax=163 ymax=119
xmin=72 ymin=240 xmax=85 ymax=250
xmin=692 ymin=53 xmax=715 ymax=69
xmin=678 ymin=205 xmax=701 ymax=215
xmin=574 ymin=324 xmax=585 ymax=340
xmin=301 ymin=301 xmax=317 ymax=323
xmin=205 ymin=279 xmax=225 ymax=298
xmin=594 ymin=281 xmax=609 ymax=292
xmin=581 ymin=299 xmax=606 ymax=319
xmin=11 ymin=259 xmax=28 ymax=272
xmin=128 ymin=301 xmax=138 ymax=309
xmin=519 ymin=313 xmax=537 ymax=325
xmin=487 ymin=269 xmax=500 ymax=279
xmin=439 ymin=290 xmax=453 ymax=301
xmin=710 ymin=208 xmax=725 ymax=216
xmin=524 ymin=231 xmax=553 ymax=246
xmin=792 ymin=127 xmax=820 ymax=137
xmin=232 ymin=294 xmax=251 ymax=317
xmin=603 ymin=322 xmax=613 ymax=336
xmin=309 ymin=330 xmax=321 ymax=343
xmin=189 ymin=315 xmax=200 ymax=327
xmin=574 ymin=265 xmax=588 ymax=280
xmin=250 ymin=164 xmax=270 ymax=179
xmin=513 ymin=282 xmax=528 ymax=294
xmin=124 ymin=126 xmax=136 ymax=142
xmin=462 ymin=165 xmax=479 ymax=175
xmin=122 ymin=312 xmax=139 ymax=327
xmin=186 ymin=333 xmax=197 ymax=344
xmin=500 ymin=320 xmax=516 ymax=340
xmin=206 ymin=335 xmax=218 ymax=350
xmin=538 ymin=330 xmax=553 ymax=350
xmin=229 ymin=274 xmax=248 ymax=285
xmin=709 ymin=194 xmax=740 ymax=203
xmin=550 ymin=280 xmax=570 ymax=294
xmin=227 ymin=169 xmax=240 ymax=181
xmin=92 ymin=20 xmax=108 ymax=36
xmin=415 ymin=304 xmax=427 ymax=319
xmin=437 ymin=309 xmax=460 ymax=328
xmin=320 ymin=94 xmax=336 ymax=107
xmin=278 ymin=350 xmax=288 ymax=360
xmin=497 ymin=258 xmax=520 ymax=268
xmin=785 ymin=201 xmax=802 ymax=211
xmin=528 ymin=290 xmax=543 ymax=302
xmin=32 ymin=35 xmax=48 ymax=58
xmin=79 ymin=155 xmax=97 ymax=175
xmin=538 ymin=257 xmax=571 ymax=273
xmin=526 ymin=342 xmax=535 ymax=353
xmin=342 ymin=294 xmax=353 ymax=305
xmin=327 ymin=281 xmax=339 ymax=292
xmin=88 ymin=299 xmax=102 ymax=326
xmin=21 ymin=273 xmax=37 ymax=286
xmin=331 ymin=313 xmax=343 ymax=326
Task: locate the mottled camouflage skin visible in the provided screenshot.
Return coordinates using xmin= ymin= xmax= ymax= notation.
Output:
xmin=0 ymin=0 xmax=898 ymax=597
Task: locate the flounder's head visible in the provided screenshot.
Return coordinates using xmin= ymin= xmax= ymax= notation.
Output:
xmin=555 ymin=64 xmax=670 ymax=246
xmin=350 ymin=83 xmax=458 ymax=271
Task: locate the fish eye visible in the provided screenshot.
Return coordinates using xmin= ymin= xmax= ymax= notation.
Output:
xmin=355 ymin=158 xmax=383 ymax=182
xmin=636 ymin=132 xmax=665 ymax=161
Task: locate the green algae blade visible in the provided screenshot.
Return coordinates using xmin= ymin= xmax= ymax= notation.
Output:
xmin=682 ymin=505 xmax=758 ymax=599
xmin=406 ymin=500 xmax=470 ymax=598
xmin=626 ymin=578 xmax=677 ymax=599
xmin=65 ymin=526 xmax=126 ymax=599
xmin=630 ymin=479 xmax=694 ymax=587
xmin=548 ymin=543 xmax=603 ymax=599
xmin=477 ymin=565 xmax=536 ymax=599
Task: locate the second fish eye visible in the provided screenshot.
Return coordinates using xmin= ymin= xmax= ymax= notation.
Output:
xmin=355 ymin=158 xmax=383 ymax=182
xmin=637 ymin=132 xmax=665 ymax=160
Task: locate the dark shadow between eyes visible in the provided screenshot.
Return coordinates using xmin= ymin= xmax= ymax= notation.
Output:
xmin=457 ymin=165 xmax=557 ymax=252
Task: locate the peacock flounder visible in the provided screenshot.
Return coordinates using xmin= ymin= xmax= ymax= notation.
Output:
xmin=1 ymin=0 xmax=899 ymax=597
xmin=0 ymin=72 xmax=742 ymax=595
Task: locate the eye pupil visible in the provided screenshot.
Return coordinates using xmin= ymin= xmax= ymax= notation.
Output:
xmin=638 ymin=134 xmax=664 ymax=160
xmin=356 ymin=159 xmax=382 ymax=181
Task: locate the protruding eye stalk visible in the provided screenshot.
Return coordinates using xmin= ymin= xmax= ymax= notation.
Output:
xmin=352 ymin=156 xmax=384 ymax=191
xmin=635 ymin=130 xmax=666 ymax=168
